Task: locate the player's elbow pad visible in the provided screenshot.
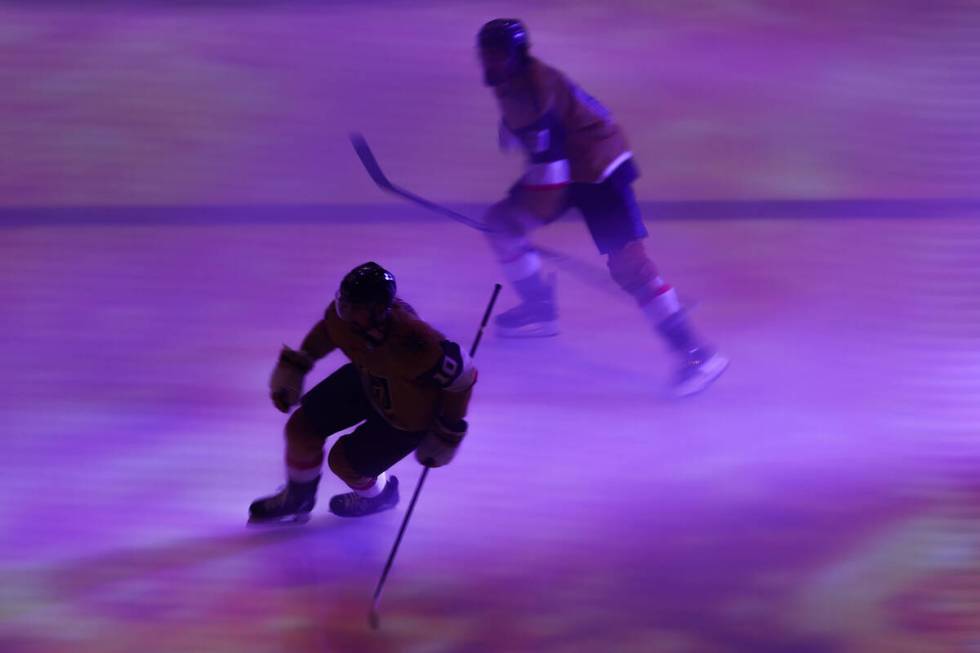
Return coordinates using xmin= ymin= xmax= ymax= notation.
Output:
xmin=499 ymin=121 xmax=522 ymax=153
xmin=421 ymin=340 xmax=477 ymax=392
xmin=446 ymin=363 xmax=477 ymax=393
xmin=518 ymin=112 xmax=570 ymax=188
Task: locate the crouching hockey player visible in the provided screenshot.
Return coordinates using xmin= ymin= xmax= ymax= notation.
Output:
xmin=249 ymin=262 xmax=477 ymax=523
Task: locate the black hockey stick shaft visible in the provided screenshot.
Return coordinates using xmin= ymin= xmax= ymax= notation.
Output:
xmin=368 ymin=464 xmax=429 ymax=630
xmin=468 ymin=282 xmax=501 ymax=359
xmin=368 ymin=283 xmax=502 ymax=630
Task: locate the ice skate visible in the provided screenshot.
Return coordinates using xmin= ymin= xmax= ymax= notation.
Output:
xmin=495 ymin=274 xmax=559 ymax=338
xmin=672 ymin=347 xmax=729 ymax=397
xmin=329 ymin=475 xmax=400 ymax=517
xmin=494 ymin=300 xmax=559 ymax=337
xmin=248 ymin=477 xmax=319 ymax=525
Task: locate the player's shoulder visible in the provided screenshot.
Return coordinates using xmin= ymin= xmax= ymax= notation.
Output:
xmin=388 ymin=299 xmax=444 ymax=355
xmin=529 ymin=58 xmax=567 ymax=89
xmin=530 ymin=57 xmax=558 ymax=77
xmin=323 ymin=300 xmax=341 ymax=330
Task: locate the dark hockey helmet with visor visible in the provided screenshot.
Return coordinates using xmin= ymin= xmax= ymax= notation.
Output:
xmin=477 ymin=18 xmax=529 ymax=57
xmin=478 ymin=19 xmax=530 ymax=86
xmin=335 ymin=261 xmax=396 ymax=323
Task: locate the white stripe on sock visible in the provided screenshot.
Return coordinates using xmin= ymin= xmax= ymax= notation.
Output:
xmin=641 ymin=286 xmax=682 ymax=328
xmin=354 ymin=471 xmax=387 ymax=498
xmin=502 ymin=250 xmax=542 ymax=283
xmin=597 ymin=151 xmax=633 ymax=182
xmin=287 ymin=465 xmax=322 ymax=483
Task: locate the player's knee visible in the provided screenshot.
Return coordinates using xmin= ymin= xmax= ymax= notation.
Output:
xmin=326 ymin=440 xmax=368 ymax=486
xmin=513 ymin=185 xmax=568 ymax=222
xmin=484 ymin=201 xmax=532 ymax=262
xmin=607 ymin=240 xmax=663 ymax=300
xmin=326 ymin=442 xmax=346 ymax=476
xmin=607 ymin=240 xmax=655 ymax=289
xmin=483 ymin=199 xmax=519 ymax=233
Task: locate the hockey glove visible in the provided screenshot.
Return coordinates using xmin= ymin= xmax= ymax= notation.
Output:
xmin=416 ymin=417 xmax=467 ymax=468
xmin=269 ymin=346 xmax=314 ymax=413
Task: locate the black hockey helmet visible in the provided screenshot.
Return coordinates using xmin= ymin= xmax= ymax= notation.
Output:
xmin=336 ymin=261 xmax=396 ymax=319
xmin=477 ymin=18 xmax=530 ymax=59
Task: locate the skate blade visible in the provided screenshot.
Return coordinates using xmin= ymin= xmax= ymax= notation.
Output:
xmin=495 ymin=320 xmax=559 ymax=338
xmin=672 ymin=353 xmax=730 ymax=398
xmin=328 ymin=501 xmax=399 ymax=518
xmin=246 ymin=512 xmax=312 ymax=527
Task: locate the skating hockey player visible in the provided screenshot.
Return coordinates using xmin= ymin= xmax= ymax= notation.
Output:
xmin=249 ymin=262 xmax=477 ymax=523
xmin=477 ymin=18 xmax=728 ymax=396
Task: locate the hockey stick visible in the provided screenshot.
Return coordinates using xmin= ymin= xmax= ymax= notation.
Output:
xmin=350 ymin=133 xmax=492 ymax=232
xmin=348 ymin=133 xmax=621 ymax=296
xmin=368 ymin=282 xmax=502 ymax=630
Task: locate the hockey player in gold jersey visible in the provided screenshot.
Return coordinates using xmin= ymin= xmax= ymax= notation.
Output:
xmin=249 ymin=262 xmax=477 ymax=523
xmin=478 ymin=18 xmax=728 ymax=396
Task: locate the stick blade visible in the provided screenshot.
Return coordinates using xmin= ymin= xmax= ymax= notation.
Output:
xmin=368 ymin=608 xmax=381 ymax=630
xmin=349 ymin=132 xmax=393 ymax=190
